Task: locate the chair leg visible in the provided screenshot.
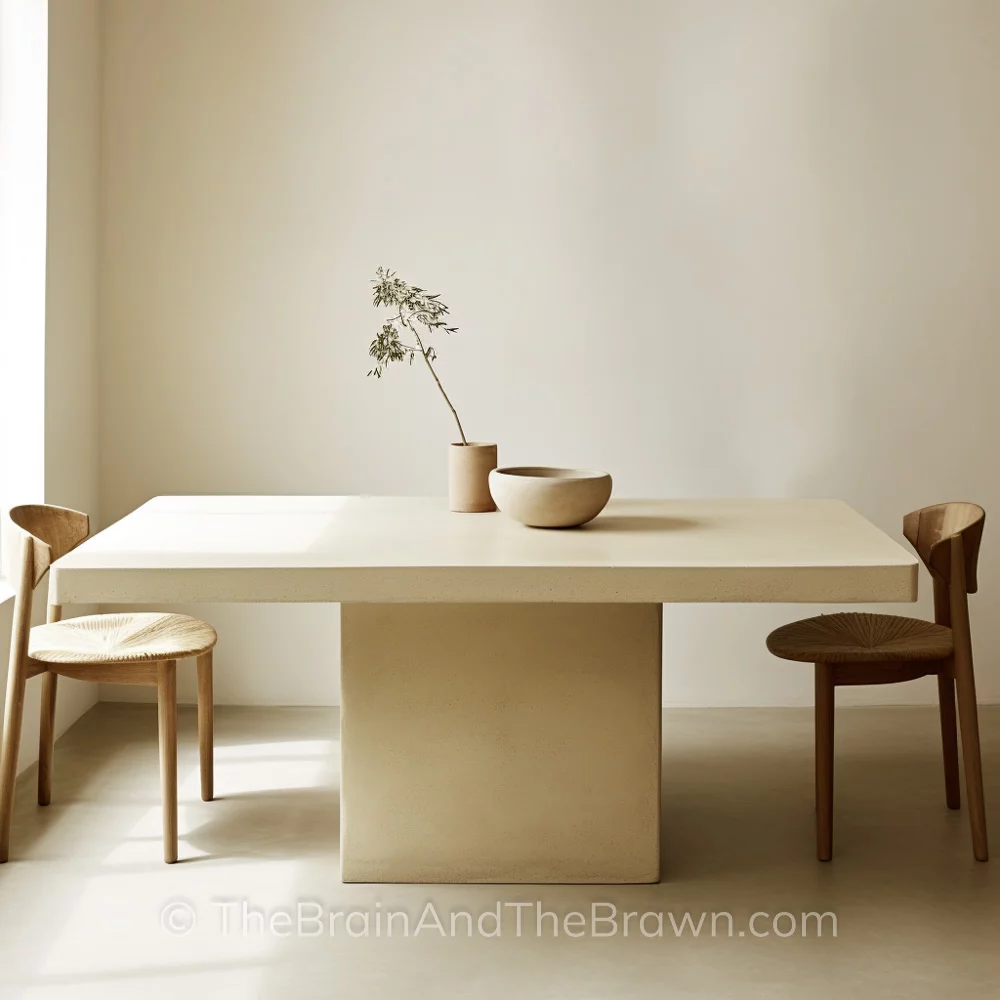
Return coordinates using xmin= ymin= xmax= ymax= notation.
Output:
xmin=197 ymin=651 xmax=214 ymax=802
xmin=937 ymin=671 xmax=961 ymax=811
xmin=38 ymin=672 xmax=59 ymax=806
xmin=157 ymin=660 xmax=178 ymax=864
xmin=951 ymin=652 xmax=988 ymax=861
xmin=815 ymin=662 xmax=835 ymax=862
xmin=0 ymin=666 xmax=28 ymax=863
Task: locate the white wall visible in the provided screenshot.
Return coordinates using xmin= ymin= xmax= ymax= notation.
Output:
xmin=46 ymin=1 xmax=102 ymax=521
xmin=0 ymin=0 xmax=103 ymax=774
xmin=41 ymin=0 xmax=103 ymax=739
xmin=98 ymin=0 xmax=1000 ymax=708
xmin=0 ymin=0 xmax=47 ymax=524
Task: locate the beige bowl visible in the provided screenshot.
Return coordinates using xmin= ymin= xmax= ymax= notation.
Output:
xmin=489 ymin=467 xmax=613 ymax=528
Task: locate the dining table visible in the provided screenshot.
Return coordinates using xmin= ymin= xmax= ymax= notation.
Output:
xmin=49 ymin=495 xmax=918 ymax=883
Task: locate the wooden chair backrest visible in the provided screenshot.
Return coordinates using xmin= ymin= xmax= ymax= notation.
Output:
xmin=8 ymin=505 xmax=90 ymax=591
xmin=4 ymin=506 xmax=90 ymax=709
xmin=902 ymin=503 xmax=985 ymax=594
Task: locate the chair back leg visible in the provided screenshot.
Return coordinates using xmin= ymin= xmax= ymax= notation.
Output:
xmin=37 ymin=603 xmax=63 ymax=807
xmin=38 ymin=672 xmax=59 ymax=806
xmin=951 ymin=651 xmax=989 ymax=860
xmin=0 ymin=667 xmax=28 ymax=863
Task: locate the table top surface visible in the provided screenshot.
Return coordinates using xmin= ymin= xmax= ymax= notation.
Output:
xmin=50 ymin=495 xmax=918 ymax=605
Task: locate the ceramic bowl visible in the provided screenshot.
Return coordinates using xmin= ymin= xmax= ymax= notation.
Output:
xmin=488 ymin=467 xmax=612 ymax=528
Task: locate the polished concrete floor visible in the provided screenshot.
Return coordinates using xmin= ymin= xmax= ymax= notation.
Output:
xmin=0 ymin=703 xmax=997 ymax=999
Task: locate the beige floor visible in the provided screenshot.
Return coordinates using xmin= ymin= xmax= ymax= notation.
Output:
xmin=0 ymin=703 xmax=997 ymax=999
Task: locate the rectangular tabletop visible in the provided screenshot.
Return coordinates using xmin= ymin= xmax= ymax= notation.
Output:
xmin=50 ymin=495 xmax=918 ymax=605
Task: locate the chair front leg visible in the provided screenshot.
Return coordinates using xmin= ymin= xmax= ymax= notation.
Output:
xmin=196 ymin=651 xmax=214 ymax=802
xmin=936 ymin=669 xmax=961 ymax=810
xmin=38 ymin=672 xmax=59 ymax=806
xmin=157 ymin=660 xmax=178 ymax=864
xmin=815 ymin=662 xmax=835 ymax=862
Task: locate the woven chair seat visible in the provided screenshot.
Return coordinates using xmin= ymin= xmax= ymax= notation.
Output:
xmin=766 ymin=612 xmax=952 ymax=664
xmin=29 ymin=613 xmax=217 ymax=665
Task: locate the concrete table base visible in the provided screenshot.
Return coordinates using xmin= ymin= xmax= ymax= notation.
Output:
xmin=340 ymin=603 xmax=662 ymax=883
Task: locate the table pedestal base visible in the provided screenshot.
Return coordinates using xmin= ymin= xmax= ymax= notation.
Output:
xmin=340 ymin=602 xmax=662 ymax=883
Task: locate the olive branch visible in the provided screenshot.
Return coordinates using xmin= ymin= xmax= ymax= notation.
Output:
xmin=368 ymin=267 xmax=468 ymax=444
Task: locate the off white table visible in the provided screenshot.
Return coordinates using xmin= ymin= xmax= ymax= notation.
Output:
xmin=51 ymin=496 xmax=917 ymax=883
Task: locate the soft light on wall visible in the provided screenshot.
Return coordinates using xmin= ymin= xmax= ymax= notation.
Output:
xmin=97 ymin=0 xmax=1000 ymax=708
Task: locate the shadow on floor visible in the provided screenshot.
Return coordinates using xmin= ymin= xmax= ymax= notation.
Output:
xmin=2 ymin=703 xmax=998 ymax=1000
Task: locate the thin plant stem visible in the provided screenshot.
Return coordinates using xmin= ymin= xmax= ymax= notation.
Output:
xmin=405 ymin=318 xmax=468 ymax=444
xmin=369 ymin=270 xmax=470 ymax=442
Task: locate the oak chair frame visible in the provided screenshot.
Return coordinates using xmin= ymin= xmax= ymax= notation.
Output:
xmin=0 ymin=505 xmax=215 ymax=864
xmin=774 ymin=503 xmax=987 ymax=862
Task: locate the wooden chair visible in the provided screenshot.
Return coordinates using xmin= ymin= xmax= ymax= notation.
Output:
xmin=0 ymin=504 xmax=217 ymax=864
xmin=766 ymin=503 xmax=987 ymax=862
